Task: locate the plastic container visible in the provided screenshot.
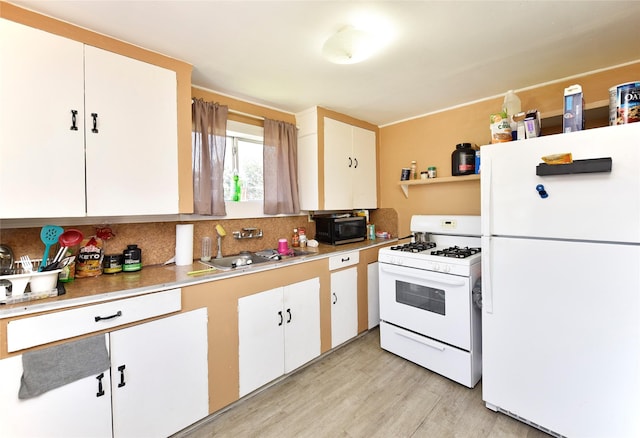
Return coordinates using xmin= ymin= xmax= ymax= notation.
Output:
xmin=410 ymin=161 xmax=418 ymax=180
xmin=502 ymin=90 xmax=522 ymax=139
xmin=428 ymin=166 xmax=437 ymax=178
xmin=277 ymin=239 xmax=289 ymax=255
xmin=103 ymin=254 xmax=123 ymax=274
xmin=609 ymin=81 xmax=640 ymax=125
xmin=452 ymin=143 xmax=476 ymax=176
xmin=122 ymin=244 xmax=142 ymax=272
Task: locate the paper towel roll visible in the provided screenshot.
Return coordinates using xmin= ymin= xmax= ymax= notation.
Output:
xmin=175 ymin=224 xmax=194 ymax=266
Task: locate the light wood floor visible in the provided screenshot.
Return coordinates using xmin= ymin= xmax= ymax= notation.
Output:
xmin=177 ymin=328 xmax=549 ymax=438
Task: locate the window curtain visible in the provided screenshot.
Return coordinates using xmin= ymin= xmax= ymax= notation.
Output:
xmin=192 ymin=98 xmax=228 ymax=215
xmin=263 ymin=118 xmax=300 ymax=215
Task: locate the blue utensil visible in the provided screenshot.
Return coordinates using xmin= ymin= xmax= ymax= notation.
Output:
xmin=38 ymin=225 xmax=64 ymax=271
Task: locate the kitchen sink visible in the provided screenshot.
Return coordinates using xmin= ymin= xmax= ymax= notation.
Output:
xmin=201 ymin=253 xmax=274 ymax=270
xmin=254 ymin=248 xmax=313 ymax=259
xmin=201 ymin=248 xmax=315 ymax=271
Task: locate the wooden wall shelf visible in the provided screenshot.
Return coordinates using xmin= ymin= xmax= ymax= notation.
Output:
xmin=398 ymin=174 xmax=480 ymax=198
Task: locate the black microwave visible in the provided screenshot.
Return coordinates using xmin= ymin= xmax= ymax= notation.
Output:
xmin=314 ymin=216 xmax=366 ymax=245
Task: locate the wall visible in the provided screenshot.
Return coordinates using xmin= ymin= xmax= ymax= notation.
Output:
xmin=379 ymin=62 xmax=640 ymax=237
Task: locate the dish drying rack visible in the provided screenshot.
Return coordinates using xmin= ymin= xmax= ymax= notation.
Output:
xmin=0 ymin=258 xmax=60 ymax=305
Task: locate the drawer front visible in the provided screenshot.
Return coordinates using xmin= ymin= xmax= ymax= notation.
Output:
xmin=328 ymin=251 xmax=359 ymax=271
xmin=380 ymin=321 xmax=475 ymax=388
xmin=7 ymin=289 xmax=181 ymax=352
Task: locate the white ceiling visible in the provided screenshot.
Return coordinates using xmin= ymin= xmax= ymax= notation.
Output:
xmin=11 ymin=1 xmax=640 ymax=126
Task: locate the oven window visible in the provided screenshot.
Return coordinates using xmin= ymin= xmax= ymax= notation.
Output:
xmin=395 ymin=280 xmax=445 ymax=315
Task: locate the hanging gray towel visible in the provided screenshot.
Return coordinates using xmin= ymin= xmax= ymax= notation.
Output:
xmin=19 ymin=334 xmax=110 ymax=399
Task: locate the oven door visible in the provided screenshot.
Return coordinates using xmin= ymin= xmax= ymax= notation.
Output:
xmin=379 ymin=262 xmax=472 ymax=350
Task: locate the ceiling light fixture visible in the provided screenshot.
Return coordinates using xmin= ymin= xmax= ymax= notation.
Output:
xmin=322 ymin=25 xmax=377 ymax=65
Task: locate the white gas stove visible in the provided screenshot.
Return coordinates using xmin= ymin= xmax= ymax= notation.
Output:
xmin=378 ymin=215 xmax=482 ymax=388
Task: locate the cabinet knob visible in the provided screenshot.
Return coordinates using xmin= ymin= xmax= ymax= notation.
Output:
xmin=278 ymin=310 xmax=283 ymax=326
xmin=348 ymin=157 xmax=353 ymax=168
xmin=354 ymin=158 xmax=358 ymax=168
xmin=286 ymin=308 xmax=292 ymax=323
xmin=332 ymin=292 xmax=338 ymax=305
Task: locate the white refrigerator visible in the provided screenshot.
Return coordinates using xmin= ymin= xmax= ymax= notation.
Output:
xmin=481 ymin=122 xmax=640 ymax=437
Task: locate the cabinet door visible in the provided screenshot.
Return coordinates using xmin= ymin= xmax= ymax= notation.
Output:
xmin=238 ymin=288 xmax=284 ymax=397
xmin=0 ymin=19 xmax=86 ymax=218
xmin=110 ymin=309 xmax=208 ymax=438
xmin=330 ymin=267 xmax=358 ymax=348
xmin=352 ymin=126 xmax=377 ymax=208
xmin=367 ymin=262 xmax=380 ymax=329
xmin=323 ymin=117 xmax=353 ymax=210
xmin=84 ymin=45 xmax=179 ymax=216
xmin=283 ymin=278 xmax=320 ymax=373
xmin=0 ymin=337 xmax=113 ymax=438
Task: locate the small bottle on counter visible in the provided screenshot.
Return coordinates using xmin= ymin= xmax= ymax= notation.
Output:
xmin=368 ymin=223 xmax=376 ymax=240
xmin=122 ymin=244 xmax=142 ymax=272
xmin=410 ymin=160 xmax=418 ymax=179
xmin=428 ymin=166 xmax=437 ymax=178
xmin=298 ymin=227 xmax=307 ymax=248
xmin=291 ymin=228 xmax=300 ymax=247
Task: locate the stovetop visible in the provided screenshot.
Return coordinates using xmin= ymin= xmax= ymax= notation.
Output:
xmin=379 ymin=215 xmax=482 ymax=276
xmin=389 ymin=242 xmax=481 ymax=259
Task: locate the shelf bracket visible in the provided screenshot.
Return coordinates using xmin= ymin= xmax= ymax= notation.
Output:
xmin=400 ymin=184 xmax=409 ymax=198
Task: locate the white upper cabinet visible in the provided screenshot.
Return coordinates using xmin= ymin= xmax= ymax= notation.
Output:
xmin=0 ymin=19 xmax=178 ymax=219
xmin=296 ymin=107 xmax=377 ymax=211
xmin=83 ymin=46 xmax=178 ymax=216
xmin=0 ymin=18 xmax=86 ymax=218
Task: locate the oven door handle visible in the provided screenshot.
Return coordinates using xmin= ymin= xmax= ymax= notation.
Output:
xmin=379 ymin=264 xmax=467 ymax=287
xmin=395 ymin=328 xmax=445 ymax=352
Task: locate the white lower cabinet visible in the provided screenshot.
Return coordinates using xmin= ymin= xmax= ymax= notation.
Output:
xmin=0 ymin=309 xmax=208 ymax=438
xmin=238 ymin=278 xmax=320 ymax=397
xmin=330 ymin=267 xmax=358 ymax=348
xmin=0 ymin=350 xmax=112 ymax=437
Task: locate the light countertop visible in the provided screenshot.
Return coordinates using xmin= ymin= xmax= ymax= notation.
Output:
xmin=0 ymin=239 xmax=396 ymax=318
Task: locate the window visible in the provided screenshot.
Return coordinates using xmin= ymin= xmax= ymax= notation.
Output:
xmin=223 ymin=121 xmax=264 ymax=202
xmin=223 ymin=136 xmax=263 ymax=202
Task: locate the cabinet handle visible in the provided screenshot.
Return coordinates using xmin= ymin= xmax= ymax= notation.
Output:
xmin=354 ymin=158 xmax=358 ymax=168
xmin=94 ymin=310 xmax=122 ymax=322
xmin=286 ymin=308 xmax=292 ymax=323
xmin=91 ymin=113 xmax=99 ymax=133
xmin=70 ymin=109 xmax=78 ymax=131
xmin=117 ymin=365 xmax=126 ymax=388
xmin=278 ymin=310 xmax=283 ymax=326
xmin=348 ymin=157 xmax=353 ymax=168
xmin=96 ymin=372 xmax=105 ymax=397
xmin=341 ymin=257 xmax=350 ymax=262
xmin=332 ymin=292 xmax=337 ymax=305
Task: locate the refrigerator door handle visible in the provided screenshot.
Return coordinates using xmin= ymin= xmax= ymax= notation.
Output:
xmin=482 ymin=235 xmax=493 ymax=313
xmin=480 ymin=156 xmax=492 ymax=236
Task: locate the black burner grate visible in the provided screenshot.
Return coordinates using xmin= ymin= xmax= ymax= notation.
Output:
xmin=389 ymin=242 xmax=437 ymax=253
xmin=431 ymin=246 xmax=481 ymax=259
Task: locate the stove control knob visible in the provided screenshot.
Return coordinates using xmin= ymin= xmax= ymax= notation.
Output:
xmin=432 ymin=263 xmax=440 ymax=272
xmin=443 ymin=265 xmax=451 ymax=273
